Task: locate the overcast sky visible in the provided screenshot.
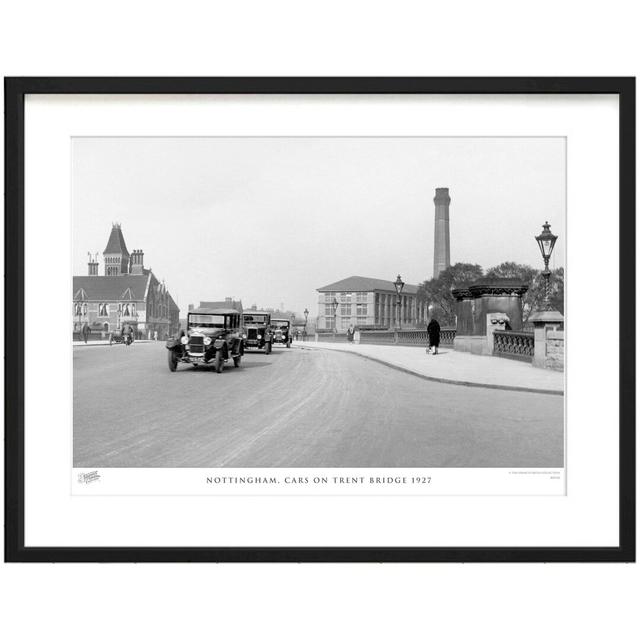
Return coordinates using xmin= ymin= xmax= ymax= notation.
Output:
xmin=72 ymin=137 xmax=565 ymax=316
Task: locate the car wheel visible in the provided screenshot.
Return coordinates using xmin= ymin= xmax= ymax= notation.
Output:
xmin=167 ymin=349 xmax=178 ymax=372
xmin=215 ymin=350 xmax=223 ymax=373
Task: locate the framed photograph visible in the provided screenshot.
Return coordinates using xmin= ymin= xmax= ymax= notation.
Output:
xmin=4 ymin=77 xmax=635 ymax=562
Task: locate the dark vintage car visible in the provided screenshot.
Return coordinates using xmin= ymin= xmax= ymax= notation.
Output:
xmin=271 ymin=319 xmax=292 ymax=348
xmin=166 ymin=308 xmax=244 ymax=373
xmin=109 ymin=326 xmax=135 ymax=346
xmin=241 ymin=312 xmax=272 ymax=354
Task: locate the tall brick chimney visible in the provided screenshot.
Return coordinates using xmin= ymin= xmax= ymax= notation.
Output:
xmin=87 ymin=252 xmax=99 ymax=276
xmin=130 ymin=249 xmax=145 ymax=275
xmin=433 ymin=187 xmax=451 ymax=278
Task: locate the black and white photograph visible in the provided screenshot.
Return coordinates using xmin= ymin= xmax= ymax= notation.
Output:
xmin=72 ymin=136 xmax=566 ymax=472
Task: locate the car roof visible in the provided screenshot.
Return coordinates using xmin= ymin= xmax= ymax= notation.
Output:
xmin=242 ymin=311 xmax=271 ymax=315
xmin=190 ymin=307 xmax=240 ymax=315
xmin=272 ymin=318 xmax=291 ymax=323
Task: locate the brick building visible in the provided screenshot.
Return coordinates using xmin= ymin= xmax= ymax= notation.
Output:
xmin=73 ymin=224 xmax=180 ymax=339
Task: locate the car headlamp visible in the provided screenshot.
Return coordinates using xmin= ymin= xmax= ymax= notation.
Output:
xmin=180 ymin=336 xmax=189 ymax=345
xmin=203 ymin=336 xmax=212 ymax=346
xmin=242 ymin=333 xmax=247 ymax=339
xmin=257 ymin=333 xmax=262 ymax=339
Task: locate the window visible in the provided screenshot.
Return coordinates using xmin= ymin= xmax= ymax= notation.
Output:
xmin=340 ymin=304 xmax=351 ymax=315
xmin=356 ymin=292 xmax=368 ymax=303
xmin=98 ymin=303 xmax=109 ymax=317
xmin=339 ymin=293 xmax=352 ymax=303
xmin=356 ymin=304 xmax=368 ymax=316
xmin=325 ymin=317 xmax=335 ymax=329
xmin=324 ymin=304 xmax=335 ymax=317
xmin=340 ymin=317 xmax=351 ymax=330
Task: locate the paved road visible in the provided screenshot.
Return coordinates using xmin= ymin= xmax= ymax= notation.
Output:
xmin=73 ymin=342 xmax=564 ymax=468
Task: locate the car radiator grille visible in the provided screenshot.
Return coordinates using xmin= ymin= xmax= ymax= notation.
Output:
xmin=188 ymin=336 xmax=205 ymax=353
xmin=247 ymin=328 xmax=257 ymax=339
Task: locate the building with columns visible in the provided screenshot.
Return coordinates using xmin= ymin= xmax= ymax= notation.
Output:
xmin=316 ymin=276 xmax=426 ymax=333
xmin=73 ymin=224 xmax=180 ymax=339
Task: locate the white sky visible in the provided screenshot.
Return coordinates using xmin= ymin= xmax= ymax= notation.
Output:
xmin=72 ymin=137 xmax=565 ymax=316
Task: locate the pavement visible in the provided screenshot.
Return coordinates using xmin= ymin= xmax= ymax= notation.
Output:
xmin=73 ymin=342 xmax=564 ymax=468
xmin=298 ymin=340 xmax=564 ymax=394
xmin=73 ymin=339 xmax=155 ymax=346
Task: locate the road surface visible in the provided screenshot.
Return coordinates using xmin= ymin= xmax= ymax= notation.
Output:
xmin=73 ymin=342 xmax=564 ymax=467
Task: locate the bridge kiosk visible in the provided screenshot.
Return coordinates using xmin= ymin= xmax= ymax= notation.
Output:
xmin=452 ymin=278 xmax=528 ymax=355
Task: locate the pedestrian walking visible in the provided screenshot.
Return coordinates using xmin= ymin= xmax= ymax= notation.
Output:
xmin=82 ymin=322 xmax=90 ymax=344
xmin=347 ymin=325 xmax=354 ymax=342
xmin=153 ymin=330 xmax=158 ymax=341
xmin=427 ymin=318 xmax=441 ymax=355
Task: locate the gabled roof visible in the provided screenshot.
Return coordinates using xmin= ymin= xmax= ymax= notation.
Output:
xmin=103 ymin=225 xmax=129 ymax=255
xmin=73 ymin=274 xmax=150 ymax=301
xmin=317 ymin=275 xmax=419 ymax=295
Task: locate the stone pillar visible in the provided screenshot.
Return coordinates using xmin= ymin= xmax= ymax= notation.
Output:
xmin=529 ymin=310 xmax=564 ymax=369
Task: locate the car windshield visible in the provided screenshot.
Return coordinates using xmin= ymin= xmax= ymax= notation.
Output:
xmin=244 ymin=315 xmax=268 ymax=323
xmin=188 ymin=314 xmax=226 ymax=328
xmin=275 ymin=323 xmax=289 ymax=330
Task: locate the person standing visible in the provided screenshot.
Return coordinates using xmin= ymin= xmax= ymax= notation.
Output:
xmin=427 ymin=317 xmax=441 ymax=355
xmin=82 ymin=322 xmax=90 ymax=344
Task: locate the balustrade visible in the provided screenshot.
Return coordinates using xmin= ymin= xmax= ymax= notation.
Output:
xmin=493 ymin=330 xmax=534 ymax=362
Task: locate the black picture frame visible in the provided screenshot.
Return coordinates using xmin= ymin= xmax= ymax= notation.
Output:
xmin=4 ymin=77 xmax=635 ymax=563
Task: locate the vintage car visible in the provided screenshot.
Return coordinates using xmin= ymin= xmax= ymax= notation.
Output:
xmin=241 ymin=312 xmax=272 ymax=354
xmin=166 ymin=308 xmax=244 ymax=373
xmin=109 ymin=326 xmax=135 ymax=346
xmin=271 ymin=318 xmax=292 ymax=348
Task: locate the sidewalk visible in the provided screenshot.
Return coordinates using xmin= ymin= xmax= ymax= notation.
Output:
xmin=73 ymin=339 xmax=156 ymax=346
xmin=296 ymin=341 xmax=564 ymax=395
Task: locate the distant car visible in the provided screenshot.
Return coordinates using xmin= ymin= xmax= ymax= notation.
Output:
xmin=166 ymin=308 xmax=244 ymax=373
xmin=242 ymin=312 xmax=272 ymax=354
xmin=109 ymin=327 xmax=134 ymax=346
xmin=271 ymin=319 xmax=292 ymax=348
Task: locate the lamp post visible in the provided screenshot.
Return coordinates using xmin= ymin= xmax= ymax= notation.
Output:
xmin=535 ymin=221 xmax=558 ymax=311
xmin=332 ymin=297 xmax=339 ymax=336
xmin=393 ymin=274 xmax=405 ymax=330
xmin=303 ymin=307 xmax=309 ymax=341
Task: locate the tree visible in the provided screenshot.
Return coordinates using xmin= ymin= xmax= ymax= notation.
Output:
xmin=485 ymin=261 xmax=564 ymax=321
xmin=417 ymin=263 xmax=484 ymax=325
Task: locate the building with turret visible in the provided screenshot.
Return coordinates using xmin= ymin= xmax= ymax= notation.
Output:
xmin=73 ymin=224 xmax=180 ymax=339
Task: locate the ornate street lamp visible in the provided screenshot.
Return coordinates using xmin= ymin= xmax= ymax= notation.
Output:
xmin=303 ymin=308 xmax=309 ymax=325
xmin=394 ymin=274 xmax=404 ymax=330
xmin=535 ymin=221 xmax=558 ymax=310
xmin=332 ymin=297 xmax=339 ymax=335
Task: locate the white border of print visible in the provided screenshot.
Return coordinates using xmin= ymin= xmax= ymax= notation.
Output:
xmin=24 ymin=94 xmax=618 ymax=548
